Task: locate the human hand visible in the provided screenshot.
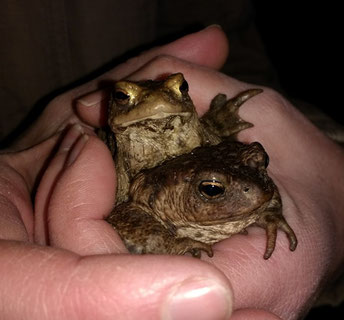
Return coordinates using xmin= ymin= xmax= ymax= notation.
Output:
xmin=71 ymin=49 xmax=344 ymax=319
xmin=0 ymin=27 xmax=238 ymax=319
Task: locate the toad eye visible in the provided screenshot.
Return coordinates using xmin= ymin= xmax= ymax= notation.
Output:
xmin=247 ymin=153 xmax=270 ymax=169
xmin=264 ymin=154 xmax=269 ymax=168
xmin=179 ymin=80 xmax=189 ymax=93
xmin=114 ymin=90 xmax=130 ymax=104
xmin=199 ymin=180 xmax=225 ymax=199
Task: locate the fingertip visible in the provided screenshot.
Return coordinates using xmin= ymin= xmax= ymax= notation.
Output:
xmin=162 ymin=276 xmax=233 ymax=320
xmin=161 ymin=25 xmax=229 ymax=70
xmin=196 ymin=25 xmax=230 ymax=68
xmin=76 ymin=88 xmax=111 ymax=127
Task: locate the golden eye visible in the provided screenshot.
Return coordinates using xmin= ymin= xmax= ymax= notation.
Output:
xmin=165 ymin=74 xmax=188 ymax=97
xmin=199 ymin=180 xmax=225 ymax=199
xmin=114 ymin=90 xmax=130 ymax=104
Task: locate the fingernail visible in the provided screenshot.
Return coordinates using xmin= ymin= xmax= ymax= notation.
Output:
xmin=59 ymin=124 xmax=84 ymax=152
xmin=204 ymin=24 xmax=222 ymax=31
xmin=163 ymin=278 xmax=232 ymax=320
xmin=66 ymin=134 xmax=89 ymax=166
xmin=77 ymin=90 xmax=108 ymax=107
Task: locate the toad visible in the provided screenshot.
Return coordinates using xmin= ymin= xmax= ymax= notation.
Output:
xmin=107 ymin=140 xmax=297 ymax=259
xmin=104 ymin=73 xmax=297 ymax=258
xmin=105 ymin=73 xmax=261 ymax=203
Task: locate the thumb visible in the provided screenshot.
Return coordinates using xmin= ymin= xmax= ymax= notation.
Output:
xmin=0 ymin=241 xmax=233 ymax=320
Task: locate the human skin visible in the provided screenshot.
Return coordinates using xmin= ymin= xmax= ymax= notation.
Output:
xmin=73 ymin=57 xmax=344 ymax=319
xmin=0 ymin=26 xmax=233 ymax=320
xmin=1 ymin=26 xmax=344 ymax=319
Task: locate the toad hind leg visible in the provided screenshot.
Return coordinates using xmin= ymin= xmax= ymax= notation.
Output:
xmin=201 ymin=89 xmax=263 ymax=138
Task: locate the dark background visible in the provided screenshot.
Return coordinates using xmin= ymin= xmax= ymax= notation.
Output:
xmin=252 ymin=2 xmax=344 ymax=319
xmin=0 ymin=2 xmax=342 ymax=317
xmin=252 ymin=1 xmax=342 ymax=125
xmin=1 ymin=1 xmax=342 ymax=146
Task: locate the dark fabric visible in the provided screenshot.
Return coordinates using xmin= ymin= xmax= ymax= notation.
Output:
xmin=0 ymin=0 xmax=279 ymax=144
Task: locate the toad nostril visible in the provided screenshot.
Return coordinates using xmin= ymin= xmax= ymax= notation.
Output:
xmin=243 ymin=186 xmax=250 ymax=193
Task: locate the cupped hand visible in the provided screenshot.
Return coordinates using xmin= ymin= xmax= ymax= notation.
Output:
xmin=69 ymin=54 xmax=343 ymax=319
xmin=0 ymin=27 xmax=238 ymax=320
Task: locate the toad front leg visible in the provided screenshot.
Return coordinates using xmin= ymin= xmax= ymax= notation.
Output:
xmin=201 ymin=89 xmax=263 ymax=139
xmin=107 ymin=204 xmax=213 ymax=258
xmin=256 ymin=189 xmax=298 ymax=259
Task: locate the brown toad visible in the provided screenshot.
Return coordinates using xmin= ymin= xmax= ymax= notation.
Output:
xmin=104 ymin=73 xmax=297 ymax=258
xmin=105 ymin=73 xmax=260 ymax=203
xmin=107 ymin=140 xmax=297 ymax=259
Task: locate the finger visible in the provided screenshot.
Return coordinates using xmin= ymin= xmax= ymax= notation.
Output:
xmin=0 ymin=155 xmax=39 ymax=240
xmin=1 ymin=131 xmax=68 ymax=241
xmin=34 ymin=124 xmax=86 ymax=244
xmin=0 ymin=182 xmax=31 ymax=242
xmin=76 ymin=25 xmax=229 ymax=127
xmin=0 ymin=241 xmax=233 ymax=320
xmin=46 ymin=132 xmax=123 ymax=255
xmin=3 ymin=131 xmax=60 ymax=189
